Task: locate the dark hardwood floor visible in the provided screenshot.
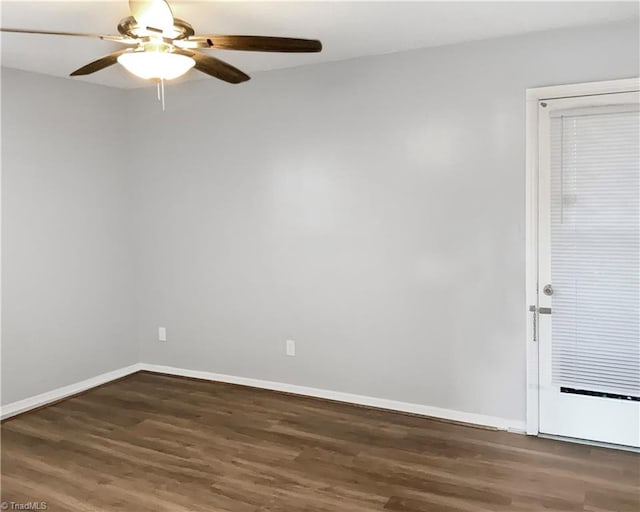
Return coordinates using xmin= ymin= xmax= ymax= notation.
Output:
xmin=1 ymin=371 xmax=638 ymax=511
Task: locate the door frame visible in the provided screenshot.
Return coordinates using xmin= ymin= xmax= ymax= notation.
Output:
xmin=524 ymin=77 xmax=640 ymax=436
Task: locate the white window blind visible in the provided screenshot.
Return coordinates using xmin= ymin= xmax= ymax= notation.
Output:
xmin=549 ymin=104 xmax=640 ymax=399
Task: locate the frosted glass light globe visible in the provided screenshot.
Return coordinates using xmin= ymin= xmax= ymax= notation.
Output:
xmin=118 ymin=51 xmax=195 ymax=80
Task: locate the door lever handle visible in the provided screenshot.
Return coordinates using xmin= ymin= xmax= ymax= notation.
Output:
xmin=529 ymin=306 xmax=552 ymax=314
xmin=529 ymin=305 xmax=537 ymax=342
xmin=528 ymin=305 xmax=552 ymax=344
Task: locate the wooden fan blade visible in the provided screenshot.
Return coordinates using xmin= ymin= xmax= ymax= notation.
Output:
xmin=0 ymin=28 xmax=138 ymax=44
xmin=180 ymin=51 xmax=250 ymax=84
xmin=173 ymin=39 xmax=210 ymax=50
xmin=70 ymin=49 xmax=130 ymax=76
xmin=190 ymin=35 xmax=322 ymax=53
xmin=129 ymin=0 xmax=174 ymax=31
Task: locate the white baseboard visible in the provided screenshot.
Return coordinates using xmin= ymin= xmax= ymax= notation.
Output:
xmin=1 ymin=363 xmax=143 ymax=420
xmin=140 ymin=363 xmax=526 ymax=433
xmin=2 ymin=362 xmax=526 ymax=433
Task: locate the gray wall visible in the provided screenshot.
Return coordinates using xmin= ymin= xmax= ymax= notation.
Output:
xmin=2 ymin=21 xmax=638 ymax=423
xmin=129 ymin=21 xmax=639 ymax=423
xmin=1 ymin=69 xmax=137 ymax=404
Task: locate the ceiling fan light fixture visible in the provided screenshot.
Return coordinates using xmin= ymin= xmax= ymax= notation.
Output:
xmin=117 ymin=50 xmax=194 ymax=80
xmin=2 ymin=0 xmax=322 ymax=87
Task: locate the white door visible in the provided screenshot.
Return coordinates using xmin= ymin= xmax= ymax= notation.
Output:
xmin=538 ymin=91 xmax=640 ymax=447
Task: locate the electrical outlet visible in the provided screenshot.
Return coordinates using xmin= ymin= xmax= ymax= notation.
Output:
xmin=286 ymin=339 xmax=296 ymax=356
xmin=158 ymin=327 xmax=167 ymax=342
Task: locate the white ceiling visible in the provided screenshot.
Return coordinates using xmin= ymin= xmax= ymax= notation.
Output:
xmin=1 ymin=1 xmax=638 ymax=89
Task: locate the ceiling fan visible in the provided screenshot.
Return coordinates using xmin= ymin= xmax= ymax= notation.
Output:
xmin=0 ymin=0 xmax=323 ymax=84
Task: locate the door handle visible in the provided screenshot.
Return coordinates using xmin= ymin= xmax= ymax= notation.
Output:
xmin=528 ymin=305 xmax=552 ymax=344
xmin=529 ymin=305 xmax=537 ymax=342
xmin=529 ymin=306 xmax=552 ymax=314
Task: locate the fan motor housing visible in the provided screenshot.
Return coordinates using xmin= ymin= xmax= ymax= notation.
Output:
xmin=117 ymin=16 xmax=194 ymax=41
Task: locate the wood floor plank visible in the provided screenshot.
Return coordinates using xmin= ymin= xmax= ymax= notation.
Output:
xmin=2 ymin=371 xmax=638 ymax=511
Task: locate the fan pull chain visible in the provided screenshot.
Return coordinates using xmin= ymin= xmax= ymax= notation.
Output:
xmin=161 ymin=78 xmax=165 ymax=111
xmin=154 ymin=79 xmax=166 ymax=112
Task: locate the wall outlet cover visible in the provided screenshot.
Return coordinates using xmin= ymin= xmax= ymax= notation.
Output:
xmin=286 ymin=339 xmax=296 ymax=356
